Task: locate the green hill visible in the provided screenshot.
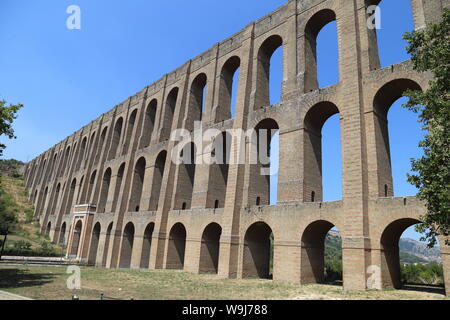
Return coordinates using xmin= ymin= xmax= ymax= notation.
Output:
xmin=0 ymin=159 xmax=65 ymax=257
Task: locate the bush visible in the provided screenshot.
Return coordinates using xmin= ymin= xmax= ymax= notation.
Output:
xmin=324 ymin=259 xmax=342 ymax=283
xmin=400 ymin=263 xmax=444 ymax=285
xmin=24 ymin=208 xmax=34 ymax=223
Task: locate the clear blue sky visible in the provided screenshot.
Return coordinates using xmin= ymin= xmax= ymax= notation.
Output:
xmin=0 ymin=0 xmax=425 ymax=241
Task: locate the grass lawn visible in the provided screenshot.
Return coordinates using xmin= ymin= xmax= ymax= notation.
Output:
xmin=0 ymin=266 xmax=447 ymax=300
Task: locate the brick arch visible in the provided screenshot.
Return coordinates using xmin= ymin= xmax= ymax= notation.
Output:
xmin=123 ymin=108 xmax=138 ymax=155
xmin=300 ymin=219 xmax=341 ymax=284
xmin=140 ymin=222 xmax=155 ymax=269
xmin=373 ymin=78 xmax=422 ymax=115
xmin=111 ymin=162 xmax=126 ymax=212
xmin=160 ymin=87 xmax=179 ymax=142
xmin=149 ymin=150 xmax=167 ymax=211
xmin=119 ymin=222 xmax=135 ymax=268
xmin=215 ymin=55 xmax=241 ymax=123
xmin=50 ymin=183 xmax=61 ymax=215
xmin=248 ymin=118 xmax=280 ymax=206
xmin=166 ymin=222 xmax=187 ymax=270
xmin=205 ymin=130 xmax=231 ymax=209
xmin=97 ymin=167 xmax=112 ymax=213
xmin=46 ymin=221 xmax=52 ymax=235
xmin=108 ymin=117 xmax=123 ymax=160
xmin=243 ymin=221 xmax=274 ymax=279
xmin=302 ymin=101 xmax=341 ymax=203
xmin=254 ymin=34 xmax=284 ymax=110
xmin=128 ymin=157 xmax=146 ymax=212
xmin=303 ymin=8 xmax=339 ymax=92
xmin=379 ymin=218 xmax=421 ymax=289
xmin=101 ymin=222 xmax=114 ymax=267
xmin=58 ymin=222 xmax=67 ymax=245
xmin=186 ymin=72 xmax=207 ymax=129
xmin=63 ymin=178 xmax=77 ymax=215
xmin=140 ymin=99 xmax=157 ymax=148
xmin=88 ymin=222 xmax=102 ymax=265
xmin=199 ymin=222 xmax=222 ymax=274
xmin=95 ymin=126 xmax=109 ymax=165
xmin=371 ymin=78 xmax=423 ymax=197
xmin=174 ymin=142 xmax=197 ymax=210
xmin=70 ymin=220 xmax=83 ymax=256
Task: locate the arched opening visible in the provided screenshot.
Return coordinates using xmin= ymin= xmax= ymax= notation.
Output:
xmin=86 ymin=170 xmax=97 ymax=204
xmin=50 ymin=184 xmax=61 ymax=215
xmin=64 ymin=178 xmax=76 ymax=215
xmin=97 ymin=168 xmax=112 ymax=213
xmin=301 ymin=220 xmax=342 ymax=285
xmin=255 ymin=35 xmax=283 ymax=109
xmin=140 ymin=223 xmax=155 ymax=269
xmin=86 ymin=132 xmax=97 ymax=166
xmin=101 ymin=222 xmax=113 ymax=267
xmin=59 ymin=146 xmax=71 ymax=177
xmin=95 ymin=127 xmax=108 ymax=165
xmin=160 ymin=88 xmax=179 ymax=141
xmin=45 ymin=222 xmax=51 ymax=236
xmin=216 ymin=56 xmax=240 ymax=122
xmin=37 ymin=187 xmax=48 ymax=217
xmin=207 ymin=131 xmax=231 ymax=208
xmin=58 ymin=222 xmax=66 ymax=245
xmin=70 ymin=220 xmax=82 ymax=257
xmin=372 ymin=0 xmax=414 ymax=68
xmin=77 ymin=138 xmax=87 ymax=171
xmin=88 ymin=222 xmax=101 ymax=265
xmin=199 ymin=223 xmax=222 ymax=274
xmin=166 ymin=223 xmax=187 ymax=270
xmin=304 ymin=9 xmax=339 ymax=91
xmin=243 ymin=222 xmax=273 ymax=279
xmin=187 ymin=73 xmax=207 ymax=130
xmin=303 ymin=102 xmax=342 ymax=202
xmin=76 ymin=176 xmax=84 ymax=204
xmin=149 ymin=151 xmax=167 ymax=211
xmin=123 ymin=109 xmax=137 ymax=155
xmin=380 ymin=219 xmax=443 ymax=293
xmin=141 ymin=99 xmax=157 ymax=148
xmin=108 ymin=117 xmax=123 ymax=160
xmin=372 ymin=79 xmax=422 ymax=197
xmin=119 ymin=222 xmax=135 ymax=268
xmin=111 ymin=163 xmax=125 ymax=212
xmin=174 ymin=143 xmax=196 ymax=210
xmin=249 ymin=118 xmax=279 ymax=206
xmin=129 ymin=158 xmax=146 ymax=212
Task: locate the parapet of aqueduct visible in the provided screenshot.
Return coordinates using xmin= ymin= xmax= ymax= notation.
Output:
xmin=24 ymin=0 xmax=449 ymax=293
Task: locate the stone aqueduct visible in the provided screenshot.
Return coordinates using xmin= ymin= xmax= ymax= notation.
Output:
xmin=24 ymin=0 xmax=449 ymax=293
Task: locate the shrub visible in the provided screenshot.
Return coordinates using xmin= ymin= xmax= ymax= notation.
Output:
xmin=400 ymin=263 xmax=444 ymax=285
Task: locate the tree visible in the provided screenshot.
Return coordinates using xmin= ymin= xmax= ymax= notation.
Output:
xmin=402 ymin=9 xmax=450 ymax=247
xmin=0 ymin=178 xmax=17 ymax=234
xmin=0 ymin=99 xmax=23 ymax=157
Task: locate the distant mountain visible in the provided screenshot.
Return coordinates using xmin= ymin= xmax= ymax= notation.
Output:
xmin=399 ymin=238 xmax=441 ymax=264
xmin=325 ymin=231 xmax=441 ymax=264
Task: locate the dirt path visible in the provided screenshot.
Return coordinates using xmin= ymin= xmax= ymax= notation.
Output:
xmin=0 ymin=290 xmax=32 ymax=300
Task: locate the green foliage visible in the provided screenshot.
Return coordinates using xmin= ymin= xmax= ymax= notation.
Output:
xmin=24 ymin=208 xmax=35 ymax=223
xmin=2 ymin=239 xmax=62 ymax=257
xmin=0 ymin=159 xmax=24 ymax=178
xmin=0 ymin=178 xmax=17 ymax=234
xmin=400 ymin=263 xmax=444 ymax=285
xmin=324 ymin=233 xmax=342 ymax=282
xmin=402 ymin=9 xmax=450 ymax=247
xmin=0 ymin=100 xmax=23 ymax=157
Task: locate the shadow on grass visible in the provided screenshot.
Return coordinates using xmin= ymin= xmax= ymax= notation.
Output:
xmin=401 ymin=283 xmax=446 ymax=296
xmin=0 ymin=268 xmax=56 ymax=289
